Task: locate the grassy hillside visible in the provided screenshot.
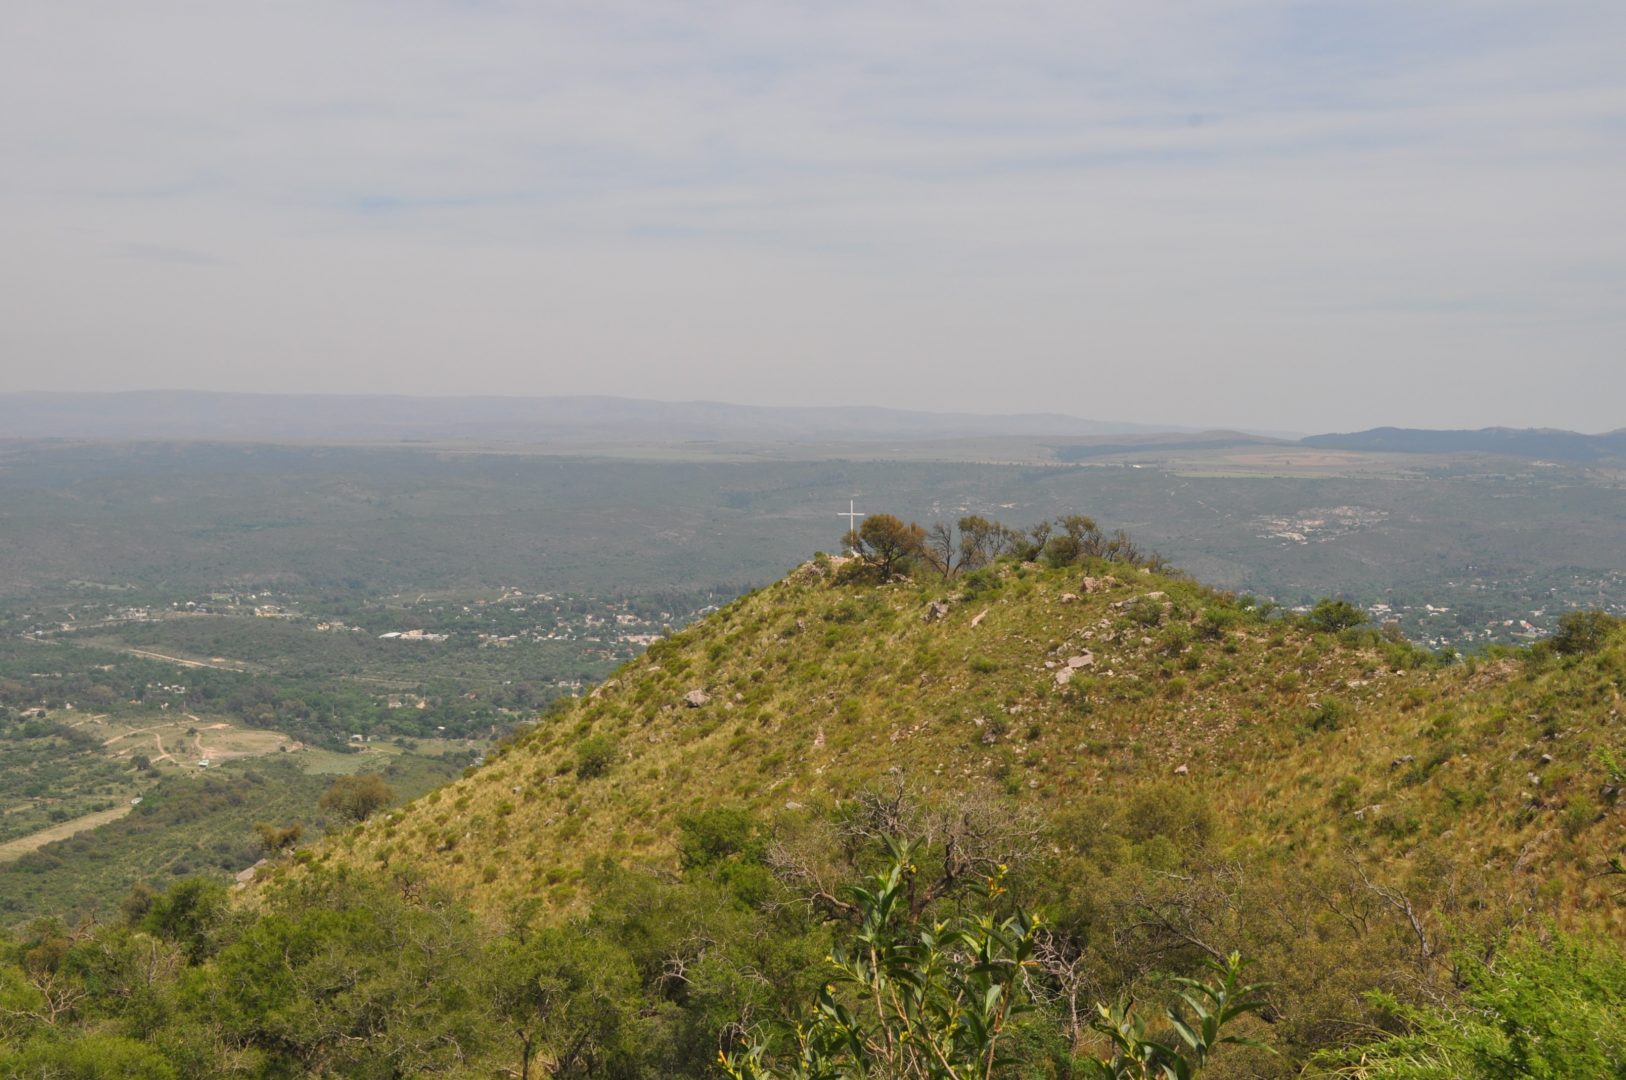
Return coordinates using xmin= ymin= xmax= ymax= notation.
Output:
xmin=311 ymin=557 xmax=1623 ymax=930
xmin=230 ymin=552 xmax=1624 ymax=1074
xmin=6 ymin=551 xmax=1624 ymax=1076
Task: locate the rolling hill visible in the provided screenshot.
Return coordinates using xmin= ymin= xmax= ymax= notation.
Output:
xmin=1302 ymin=425 xmax=1626 ymax=462
xmin=278 ymin=549 xmax=1624 ymax=1072
xmin=318 ymin=555 xmax=1622 ymax=919
xmin=5 ymin=542 xmax=1624 ymax=1076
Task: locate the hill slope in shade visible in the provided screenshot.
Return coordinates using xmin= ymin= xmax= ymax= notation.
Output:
xmin=1303 ymin=425 xmax=1626 ymax=461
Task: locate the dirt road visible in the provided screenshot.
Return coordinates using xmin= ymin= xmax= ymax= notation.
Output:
xmin=110 ymin=646 xmax=249 ymax=671
xmin=0 ymin=804 xmax=136 ymax=864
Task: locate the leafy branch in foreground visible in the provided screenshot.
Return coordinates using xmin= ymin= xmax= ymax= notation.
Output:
xmin=1082 ymin=954 xmax=1270 ymax=1080
xmin=720 ymin=839 xmax=1267 ymax=1080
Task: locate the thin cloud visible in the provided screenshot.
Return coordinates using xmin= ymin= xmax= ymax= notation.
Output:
xmin=0 ymin=1 xmax=1621 ymax=430
xmin=117 ymin=243 xmax=230 ymax=267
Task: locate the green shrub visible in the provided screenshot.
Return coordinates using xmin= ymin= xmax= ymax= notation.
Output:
xmin=319 ymin=773 xmax=395 ymax=823
xmin=1306 ymin=696 xmax=1351 ymax=732
xmin=1324 ymin=931 xmax=1626 ymax=1077
xmin=1198 ymin=605 xmax=1240 ymax=640
xmin=721 ymin=840 xmax=1265 ymax=1080
xmin=1129 ymin=600 xmax=1165 ymax=627
xmin=677 ymin=806 xmax=761 ymax=869
xmin=1552 ymin=609 xmax=1618 ymax=656
xmin=0 ymin=1033 xmax=178 ymax=1079
xmin=574 ymin=734 xmax=619 ymax=779
xmin=1559 ymin=797 xmax=1593 ymax=839
xmin=1307 ymin=599 xmax=1368 ymax=633
xmin=1329 ymin=776 xmax=1361 ymax=812
xmin=960 ymin=568 xmax=998 ymax=596
xmin=1160 ymin=625 xmax=1192 ymax=656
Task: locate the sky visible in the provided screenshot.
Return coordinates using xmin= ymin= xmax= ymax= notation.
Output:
xmin=2 ymin=1 xmax=1623 ymax=433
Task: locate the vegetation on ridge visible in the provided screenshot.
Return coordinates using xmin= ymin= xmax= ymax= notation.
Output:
xmin=2 ymin=514 xmax=1625 ymax=1076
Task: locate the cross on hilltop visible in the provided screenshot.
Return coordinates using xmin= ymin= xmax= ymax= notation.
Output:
xmin=839 ymin=498 xmax=864 ymax=551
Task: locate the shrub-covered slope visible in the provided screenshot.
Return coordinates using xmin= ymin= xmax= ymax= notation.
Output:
xmin=307 ymin=557 xmax=1626 ymax=939
xmin=10 ymin=555 xmax=1625 ymax=1077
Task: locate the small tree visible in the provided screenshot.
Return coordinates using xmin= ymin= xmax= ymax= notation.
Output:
xmin=1551 ymin=609 xmax=1618 ymax=656
xmin=1307 ymin=599 xmax=1368 ymax=634
xmin=957 ymin=516 xmax=1016 ymax=572
xmin=1016 ymin=521 xmax=1053 ymax=562
xmin=922 ymin=522 xmax=963 ymax=580
xmin=918 ymin=517 xmax=1020 ymax=580
xmin=845 ymin=515 xmax=926 ymax=582
xmin=1102 ymin=529 xmax=1150 ymax=567
xmin=486 ymin=927 xmax=640 ymax=1080
xmin=1042 ymin=515 xmax=1105 ymax=566
xmin=319 ymin=773 xmax=394 ymax=823
xmin=574 ymin=734 xmax=619 ymax=779
xmin=139 ymin=878 xmax=229 ymax=962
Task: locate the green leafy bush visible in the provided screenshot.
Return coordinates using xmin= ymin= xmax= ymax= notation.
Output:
xmin=318 ymin=773 xmax=395 ymax=823
xmin=1322 ymin=931 xmax=1626 ymax=1078
xmin=574 ymin=733 xmax=620 ymax=779
xmin=721 ymin=839 xmax=1264 ymax=1080
xmin=1551 ymin=609 xmax=1619 ymax=656
xmin=1307 ymin=599 xmax=1368 ymax=634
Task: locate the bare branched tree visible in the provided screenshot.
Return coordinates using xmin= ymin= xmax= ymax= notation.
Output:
xmin=765 ymin=779 xmax=1043 ymax=923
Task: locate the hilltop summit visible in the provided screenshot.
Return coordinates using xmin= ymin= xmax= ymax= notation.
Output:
xmin=11 ymin=537 xmax=1626 ymax=1076
xmin=309 ymin=549 xmax=1622 ymax=934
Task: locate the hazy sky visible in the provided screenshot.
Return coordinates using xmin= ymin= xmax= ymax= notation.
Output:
xmin=3 ymin=2 xmax=1623 ymax=432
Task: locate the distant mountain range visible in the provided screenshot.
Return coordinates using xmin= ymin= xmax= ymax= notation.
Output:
xmin=0 ymin=391 xmax=1183 ymax=444
xmin=1303 ymin=426 xmax=1626 ymax=463
xmin=2 ymin=394 xmax=1618 ymax=462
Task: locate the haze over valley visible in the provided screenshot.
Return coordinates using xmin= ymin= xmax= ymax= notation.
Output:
xmin=2 ymin=1 xmax=1624 ymax=1075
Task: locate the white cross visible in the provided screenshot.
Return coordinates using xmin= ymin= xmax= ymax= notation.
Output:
xmin=838 ymin=498 xmax=865 ymax=541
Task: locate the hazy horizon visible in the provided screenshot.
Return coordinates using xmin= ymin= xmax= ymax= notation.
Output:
xmin=5 ymin=388 xmax=1623 ymax=442
xmin=4 ymin=3 xmax=1622 ymax=433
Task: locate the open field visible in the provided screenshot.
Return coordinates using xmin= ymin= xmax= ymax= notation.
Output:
xmin=88 ymin=712 xmax=293 ymax=769
xmin=1156 ymin=447 xmax=1435 ymax=478
xmin=0 ymin=709 xmax=304 ymax=856
xmin=0 ymin=755 xmax=466 ymax=921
